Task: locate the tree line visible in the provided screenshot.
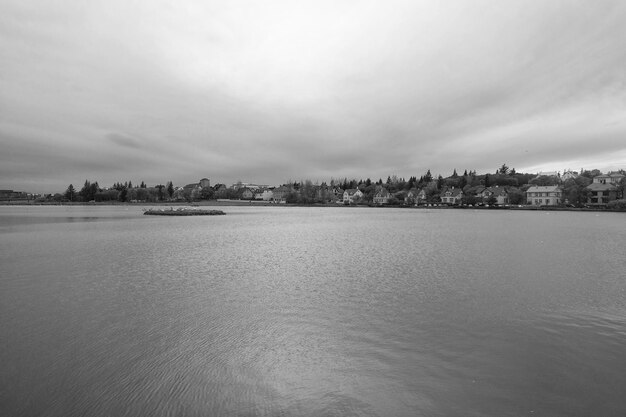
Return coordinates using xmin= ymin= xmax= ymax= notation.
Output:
xmin=50 ymin=165 xmax=624 ymax=206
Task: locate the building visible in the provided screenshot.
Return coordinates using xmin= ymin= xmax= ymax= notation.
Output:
xmin=585 ymin=172 xmax=624 ymax=206
xmin=343 ymin=188 xmax=364 ymax=204
xmin=440 ymin=187 xmax=463 ymax=205
xmin=373 ymin=187 xmax=391 ymax=205
xmin=0 ymin=190 xmax=29 ymax=201
xmin=416 ymin=189 xmax=427 ymax=204
xmin=271 ymin=186 xmax=292 ymax=203
xmin=405 ymin=188 xmax=420 ymax=205
xmin=536 ymin=171 xmax=560 ymax=178
xmin=526 ymin=185 xmax=563 ymax=206
xmin=239 ymin=187 xmax=254 ymax=200
xmin=199 ymin=178 xmax=210 ymax=188
xmin=561 ymin=171 xmax=578 ymax=181
xmin=482 ymin=187 xmax=509 ymax=205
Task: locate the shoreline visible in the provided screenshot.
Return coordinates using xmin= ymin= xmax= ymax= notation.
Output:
xmin=1 ymin=200 xmax=624 ymax=212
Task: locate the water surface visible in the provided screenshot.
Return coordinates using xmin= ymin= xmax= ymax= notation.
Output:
xmin=1 ymin=206 xmax=625 ymax=416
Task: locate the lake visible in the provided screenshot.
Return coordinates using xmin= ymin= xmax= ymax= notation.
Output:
xmin=1 ymin=205 xmax=625 ymax=416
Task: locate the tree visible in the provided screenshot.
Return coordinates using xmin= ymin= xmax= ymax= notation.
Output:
xmin=166 ymin=181 xmax=174 ymax=199
xmin=484 ymin=174 xmax=491 ymax=187
xmin=458 ymin=175 xmax=467 ymax=190
xmin=64 ymin=184 xmax=76 ymax=202
xmin=617 ymin=177 xmax=626 ymax=200
xmin=508 ymin=188 xmax=525 ymax=205
xmin=155 ymin=184 xmax=165 ymax=201
xmin=200 ymin=187 xmax=214 ymax=200
xmin=461 ymin=194 xmax=478 ymax=206
xmin=79 ymin=180 xmax=99 ymax=202
xmin=79 ymin=180 xmax=91 ymax=202
xmin=498 ymin=164 xmax=510 ymax=175
xmin=118 ymin=187 xmax=128 ymax=202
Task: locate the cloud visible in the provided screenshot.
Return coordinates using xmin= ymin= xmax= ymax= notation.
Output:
xmin=1 ymin=0 xmax=625 ymax=192
xmin=105 ymin=133 xmax=142 ymax=149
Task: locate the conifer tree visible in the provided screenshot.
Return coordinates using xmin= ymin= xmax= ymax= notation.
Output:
xmin=65 ymin=184 xmax=76 ymax=201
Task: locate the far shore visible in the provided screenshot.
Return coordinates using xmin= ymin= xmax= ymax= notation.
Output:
xmin=1 ymin=199 xmax=624 ymax=212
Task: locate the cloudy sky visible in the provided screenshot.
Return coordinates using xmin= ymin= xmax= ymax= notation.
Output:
xmin=1 ymin=0 xmax=625 ymax=192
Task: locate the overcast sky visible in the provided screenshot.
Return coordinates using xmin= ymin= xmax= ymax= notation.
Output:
xmin=1 ymin=0 xmax=625 ymax=192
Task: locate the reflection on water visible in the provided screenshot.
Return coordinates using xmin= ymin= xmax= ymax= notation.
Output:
xmin=1 ymin=206 xmax=626 ymax=416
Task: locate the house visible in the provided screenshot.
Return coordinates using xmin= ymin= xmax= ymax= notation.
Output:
xmin=271 ymin=186 xmax=292 ymax=203
xmin=416 ymin=189 xmax=428 ymax=204
xmin=526 ymin=185 xmax=563 ymax=206
xmin=482 ymin=187 xmax=509 ymax=205
xmin=536 ymin=171 xmax=560 ymax=178
xmin=585 ymin=172 xmax=624 ymax=206
xmin=440 ymin=187 xmax=463 ymax=205
xmin=183 ymin=183 xmax=199 ymax=191
xmin=343 ymin=188 xmax=364 ymax=204
xmin=315 ymin=185 xmax=336 ymax=203
xmin=405 ymin=188 xmax=420 ymax=205
xmin=561 ymin=171 xmax=578 ymax=181
xmin=373 ymin=187 xmax=391 ymax=205
xmin=0 ymin=190 xmax=28 ymax=201
xmin=239 ymin=187 xmax=254 ymax=200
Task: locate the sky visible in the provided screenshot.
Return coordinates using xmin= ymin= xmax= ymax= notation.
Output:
xmin=1 ymin=0 xmax=625 ymax=193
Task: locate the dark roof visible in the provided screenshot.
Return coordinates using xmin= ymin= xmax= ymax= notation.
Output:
xmin=586 ymin=183 xmax=617 ymax=191
xmin=485 ymin=187 xmax=508 ymax=196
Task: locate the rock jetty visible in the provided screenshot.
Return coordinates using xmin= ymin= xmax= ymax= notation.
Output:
xmin=143 ymin=208 xmax=226 ymax=216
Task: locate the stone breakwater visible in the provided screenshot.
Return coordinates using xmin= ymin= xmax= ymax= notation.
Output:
xmin=143 ymin=208 xmax=226 ymax=216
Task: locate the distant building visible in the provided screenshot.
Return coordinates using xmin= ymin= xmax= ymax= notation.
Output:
xmin=585 ymin=172 xmax=624 ymax=206
xmin=239 ymin=187 xmax=254 ymax=200
xmin=343 ymin=188 xmax=364 ymax=204
xmin=482 ymin=186 xmax=509 ymax=205
xmin=231 ymin=182 xmax=269 ymax=190
xmin=199 ymin=178 xmax=210 ymax=188
xmin=272 ymin=186 xmax=292 ymax=203
xmin=405 ymin=188 xmax=420 ymax=205
xmin=373 ymin=187 xmax=391 ymax=205
xmin=561 ymin=171 xmax=578 ymax=181
xmin=0 ymin=190 xmax=29 ymax=201
xmin=536 ymin=171 xmax=559 ymax=178
xmin=440 ymin=187 xmax=463 ymax=205
xmin=526 ymin=185 xmax=563 ymax=206
xmin=418 ymin=189 xmax=428 ymax=204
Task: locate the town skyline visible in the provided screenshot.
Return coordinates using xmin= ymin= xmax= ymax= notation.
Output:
xmin=3 ymin=164 xmax=621 ymax=198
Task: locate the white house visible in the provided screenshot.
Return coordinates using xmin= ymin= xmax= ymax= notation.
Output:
xmin=440 ymin=187 xmax=463 ymax=205
xmin=373 ymin=188 xmax=391 ymax=205
xmin=526 ymin=185 xmax=563 ymax=206
xmin=343 ymin=188 xmax=364 ymax=204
